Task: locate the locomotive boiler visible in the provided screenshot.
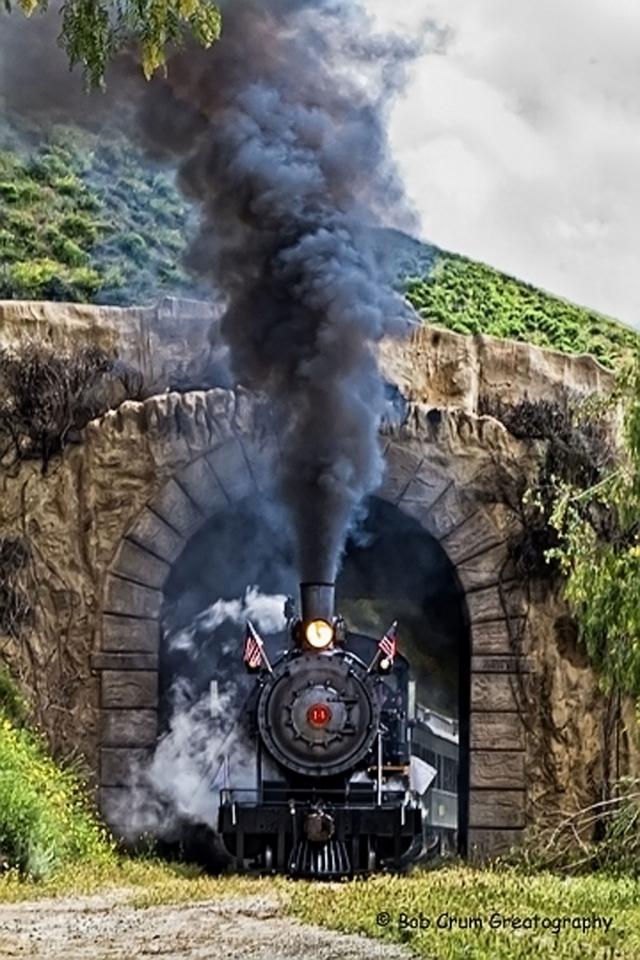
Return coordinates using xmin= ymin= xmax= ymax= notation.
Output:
xmin=217 ymin=582 xmax=425 ymax=878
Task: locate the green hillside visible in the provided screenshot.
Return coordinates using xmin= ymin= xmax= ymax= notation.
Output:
xmin=403 ymin=254 xmax=640 ymax=371
xmin=0 ymin=123 xmax=204 ymax=305
xmin=0 ymin=120 xmax=638 ymax=370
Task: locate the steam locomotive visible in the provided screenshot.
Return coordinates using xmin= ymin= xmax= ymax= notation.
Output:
xmin=217 ymin=582 xmax=426 ymax=878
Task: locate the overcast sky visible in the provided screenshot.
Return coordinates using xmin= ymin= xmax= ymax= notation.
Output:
xmin=367 ymin=0 xmax=640 ymax=330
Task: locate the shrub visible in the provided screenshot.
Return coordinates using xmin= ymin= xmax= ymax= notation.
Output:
xmin=76 ymin=193 xmax=102 ymax=213
xmin=65 ymin=266 xmax=103 ymax=300
xmin=0 ymin=229 xmax=18 ymax=260
xmin=50 ymin=236 xmax=88 ymax=267
xmin=1 ymin=259 xmax=60 ymax=299
xmin=0 ymin=123 xmax=202 ymax=305
xmin=119 ymin=232 xmax=150 ymax=265
xmin=58 ymin=213 xmax=99 ymax=244
xmin=50 ymin=174 xmax=83 ymax=197
xmin=25 ymin=152 xmax=69 ymax=185
xmin=4 ymin=211 xmax=33 ymax=239
xmin=0 ymin=182 xmax=33 ymax=204
xmin=0 ymin=260 xmax=103 ymax=302
xmin=0 ymin=338 xmax=143 ymax=469
xmin=0 ymin=711 xmax=115 ymax=879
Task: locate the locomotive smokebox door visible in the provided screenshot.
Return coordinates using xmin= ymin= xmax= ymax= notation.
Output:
xmin=256 ymin=653 xmax=381 ymax=777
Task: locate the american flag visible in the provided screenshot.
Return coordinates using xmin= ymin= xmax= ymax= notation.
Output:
xmin=378 ymin=621 xmax=398 ymax=660
xmin=243 ymin=621 xmax=264 ymax=670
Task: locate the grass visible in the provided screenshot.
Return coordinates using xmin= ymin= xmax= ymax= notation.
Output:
xmin=0 ymin=856 xmax=269 ymax=903
xmin=1 ymin=668 xmax=638 ymax=958
xmin=287 ymin=864 xmax=639 ymax=959
xmin=0 ymin=860 xmax=638 ymax=958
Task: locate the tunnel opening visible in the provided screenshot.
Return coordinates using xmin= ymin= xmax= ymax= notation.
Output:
xmin=157 ymin=492 xmax=470 ymax=862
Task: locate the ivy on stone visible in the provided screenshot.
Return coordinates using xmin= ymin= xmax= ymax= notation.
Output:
xmin=545 ymin=354 xmax=640 ymax=705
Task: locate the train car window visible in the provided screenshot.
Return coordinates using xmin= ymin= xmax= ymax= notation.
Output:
xmin=441 ymin=757 xmax=458 ymax=793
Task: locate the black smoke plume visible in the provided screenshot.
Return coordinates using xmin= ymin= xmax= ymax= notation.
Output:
xmin=0 ymin=1 xmax=421 ymax=583
xmin=133 ymin=0 xmax=420 ymax=582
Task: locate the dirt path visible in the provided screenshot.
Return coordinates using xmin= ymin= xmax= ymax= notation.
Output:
xmin=0 ymin=891 xmax=416 ymax=960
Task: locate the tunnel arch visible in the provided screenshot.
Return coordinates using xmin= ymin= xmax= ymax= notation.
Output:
xmin=98 ymin=411 xmax=527 ymax=859
xmin=155 ymin=491 xmax=471 ymax=851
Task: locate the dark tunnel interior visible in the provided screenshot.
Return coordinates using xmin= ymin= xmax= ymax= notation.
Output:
xmin=160 ymin=494 xmax=469 ymax=723
xmin=158 ymin=493 xmax=471 ymax=855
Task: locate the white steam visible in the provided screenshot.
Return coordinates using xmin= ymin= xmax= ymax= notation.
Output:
xmin=118 ymin=587 xmax=287 ymax=839
xmin=168 ymin=585 xmax=288 ymax=655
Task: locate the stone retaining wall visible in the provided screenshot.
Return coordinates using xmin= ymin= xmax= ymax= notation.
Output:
xmin=0 ymin=298 xmax=635 ymax=859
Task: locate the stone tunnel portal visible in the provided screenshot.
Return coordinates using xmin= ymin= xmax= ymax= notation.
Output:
xmin=158 ymin=493 xmax=470 ymax=851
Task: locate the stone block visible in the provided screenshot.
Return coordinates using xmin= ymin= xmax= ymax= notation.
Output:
xmin=465 ymin=581 xmax=525 ymax=624
xmin=455 ymin=543 xmax=510 ymax=592
xmin=110 ymin=539 xmax=171 ymax=590
xmin=465 ymin=582 xmax=526 ymax=623
xmin=99 ymin=787 xmax=131 ymax=832
xmin=470 ymin=751 xmax=525 ymax=790
xmin=390 ymin=496 xmax=434 ymax=531
xmin=177 ymin=457 xmax=227 ymax=516
xmin=101 ymin=670 xmax=158 ymax=709
xmin=204 ymin=390 xmax=237 ymax=441
xmin=206 ymin=438 xmax=255 ymax=501
xmin=467 ymin=828 xmax=524 ymax=861
xmin=469 ymin=789 xmax=526 ymax=829
xmin=471 ymin=655 xmax=533 ymax=673
xmin=232 ymin=387 xmax=259 ymax=436
xmin=419 ymin=482 xmax=477 ymax=541
xmin=470 ymin=618 xmax=525 ymax=656
xmin=148 ymin=478 xmax=204 ymax=539
xmin=470 ymin=712 xmax=525 ymax=751
xmin=101 ymin=747 xmax=152 ymax=787
xmin=397 ymin=471 xmax=451 ymax=510
xmin=102 ymin=615 xmax=160 ymax=654
xmin=440 ymin=508 xmax=503 ymax=565
xmin=379 ymin=443 xmax=430 ymax=505
xmin=92 ymin=652 xmax=158 ymax=671
xmin=471 ymin=674 xmax=519 ymax=712
xmin=127 ymin=506 xmax=186 ymax=563
xmin=174 ymin=393 xmax=216 ymax=446
xmin=101 ymin=709 xmax=157 ymax=747
xmin=99 ymin=787 xmax=155 ymax=838
xmin=156 ymin=296 xmax=219 ymax=323
xmin=103 ymin=575 xmax=163 ymax=620
xmin=244 ymin=441 xmax=279 ymax=492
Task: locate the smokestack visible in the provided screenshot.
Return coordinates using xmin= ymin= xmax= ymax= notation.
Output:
xmin=300 ymin=582 xmax=335 ymax=624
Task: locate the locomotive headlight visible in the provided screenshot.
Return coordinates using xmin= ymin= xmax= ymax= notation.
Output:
xmin=305 ymin=619 xmax=334 ymax=649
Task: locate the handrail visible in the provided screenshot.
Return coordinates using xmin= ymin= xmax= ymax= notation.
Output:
xmin=219 ymin=786 xmax=416 ymax=808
